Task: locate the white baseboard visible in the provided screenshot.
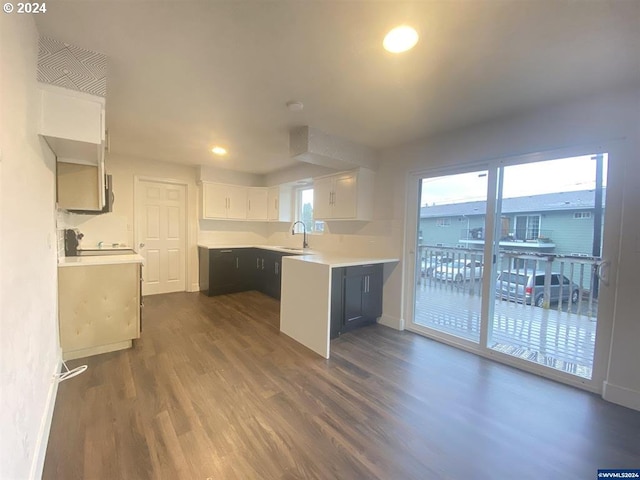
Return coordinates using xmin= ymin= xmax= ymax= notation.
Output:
xmin=29 ymin=354 xmax=62 ymax=480
xmin=190 ymin=282 xmax=199 ymax=292
xmin=378 ymin=314 xmax=404 ymax=331
xmin=603 ymin=381 xmax=640 ymax=412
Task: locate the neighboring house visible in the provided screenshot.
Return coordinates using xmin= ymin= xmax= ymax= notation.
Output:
xmin=419 ymin=188 xmax=606 ymax=257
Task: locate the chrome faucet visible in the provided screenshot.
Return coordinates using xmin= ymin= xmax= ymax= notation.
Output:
xmin=291 ymin=221 xmax=309 ymax=249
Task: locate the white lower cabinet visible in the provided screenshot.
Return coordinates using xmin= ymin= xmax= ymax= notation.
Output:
xmin=58 ymin=262 xmax=141 ymax=360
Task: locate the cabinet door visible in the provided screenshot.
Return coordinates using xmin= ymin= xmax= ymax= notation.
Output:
xmin=263 ymin=252 xmax=288 ymax=300
xmin=247 ymin=188 xmax=268 ymax=220
xmin=341 ymin=264 xmax=382 ymax=333
xmin=313 ymin=176 xmax=334 ymax=220
xmin=198 ymin=247 xmax=210 ymax=293
xmin=203 ymin=183 xmax=229 ymax=219
xmin=40 ymin=87 xmax=103 ymax=144
xmin=226 ymin=185 xmax=248 ymax=219
xmin=238 ymin=249 xmax=256 ymax=291
xmin=362 ymin=265 xmax=383 ymax=320
xmin=332 ymin=172 xmax=358 ymax=219
xmin=209 ymin=250 xmax=240 ymax=294
xmin=267 ymin=186 xmax=292 ymax=222
xmin=267 ymin=187 xmax=280 ymax=221
xmin=343 ymin=270 xmax=365 ymax=328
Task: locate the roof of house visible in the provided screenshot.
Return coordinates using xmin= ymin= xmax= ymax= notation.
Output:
xmin=420 ymin=188 xmax=606 ymax=218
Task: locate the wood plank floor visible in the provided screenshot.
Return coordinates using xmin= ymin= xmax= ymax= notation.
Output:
xmin=43 ymin=291 xmax=640 ymax=480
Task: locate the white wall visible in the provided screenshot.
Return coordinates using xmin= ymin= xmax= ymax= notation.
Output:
xmin=0 ymin=14 xmax=61 ymax=480
xmin=377 ymin=86 xmax=640 ymax=410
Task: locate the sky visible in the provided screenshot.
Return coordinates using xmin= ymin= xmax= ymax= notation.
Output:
xmin=421 ymin=154 xmax=608 ymax=206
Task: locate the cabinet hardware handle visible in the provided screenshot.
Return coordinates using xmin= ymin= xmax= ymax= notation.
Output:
xmin=256 ymin=258 xmax=260 ymax=269
xmin=329 ymin=191 xmax=332 ymax=205
xmin=262 ymin=258 xmax=264 ymax=270
xmin=275 ymin=262 xmax=279 ymax=275
xmin=220 ymin=249 xmax=233 ymax=253
xmin=248 ymin=199 xmax=251 ymax=210
xmin=236 ymin=257 xmax=239 ymax=269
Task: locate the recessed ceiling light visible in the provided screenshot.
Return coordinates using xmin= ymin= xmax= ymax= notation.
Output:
xmin=383 ymin=25 xmax=419 ymax=53
xmin=211 ymin=146 xmax=227 ymax=156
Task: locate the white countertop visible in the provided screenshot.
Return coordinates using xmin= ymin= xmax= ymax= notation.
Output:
xmin=58 ymin=253 xmax=145 ymax=267
xmin=198 ymin=243 xmax=397 ymax=266
xmin=284 ymin=253 xmax=399 ymax=268
xmin=197 ymin=243 xmax=319 ymax=255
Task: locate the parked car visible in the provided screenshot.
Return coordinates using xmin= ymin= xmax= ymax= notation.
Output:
xmin=495 ymin=270 xmax=580 ymax=307
xmin=421 ymin=255 xmax=454 ymax=277
xmin=434 ymin=260 xmax=483 ymax=282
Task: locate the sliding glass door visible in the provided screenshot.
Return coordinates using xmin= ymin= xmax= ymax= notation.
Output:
xmin=410 ymin=152 xmax=611 ymax=387
xmin=414 ymin=170 xmax=488 ymax=344
xmin=488 ymin=155 xmax=607 ymax=379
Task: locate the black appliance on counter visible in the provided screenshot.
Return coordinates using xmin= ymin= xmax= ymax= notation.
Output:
xmin=64 ymin=229 xmax=84 ymax=256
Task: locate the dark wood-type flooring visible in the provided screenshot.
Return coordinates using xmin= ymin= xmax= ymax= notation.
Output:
xmin=43 ymin=291 xmax=640 ymax=480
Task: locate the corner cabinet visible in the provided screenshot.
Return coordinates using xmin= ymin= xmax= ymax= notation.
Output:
xmin=267 ymin=185 xmax=292 ymax=222
xmin=313 ymin=168 xmax=375 ymax=221
xmin=39 ymin=84 xmax=108 ymax=212
xmin=199 ymin=247 xmax=293 ymax=299
xmin=330 ymin=264 xmax=383 ymax=338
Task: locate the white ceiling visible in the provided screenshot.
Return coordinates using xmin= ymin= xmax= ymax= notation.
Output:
xmin=35 ymin=1 xmax=640 ymax=174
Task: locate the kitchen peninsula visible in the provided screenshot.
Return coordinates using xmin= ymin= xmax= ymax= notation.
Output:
xmin=280 ymin=253 xmax=399 ymax=359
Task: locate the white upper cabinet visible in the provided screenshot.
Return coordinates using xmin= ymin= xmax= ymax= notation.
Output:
xmin=201 ymin=182 xmax=293 ymax=221
xmin=313 ymin=168 xmax=375 ymax=221
xmin=313 ymin=176 xmax=334 ymax=220
xmin=202 ymin=182 xmax=248 ymax=220
xmin=267 ymin=185 xmax=292 ymax=222
xmin=39 ymin=83 xmax=105 ymax=165
xmin=247 ymin=188 xmax=268 ymax=220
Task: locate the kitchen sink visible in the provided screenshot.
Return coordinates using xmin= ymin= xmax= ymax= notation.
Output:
xmin=77 ymin=248 xmax=136 ymax=256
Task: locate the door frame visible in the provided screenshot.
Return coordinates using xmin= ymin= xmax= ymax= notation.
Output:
xmin=134 ymin=176 xmax=191 ymax=295
xmin=403 ymin=140 xmax=623 ymax=394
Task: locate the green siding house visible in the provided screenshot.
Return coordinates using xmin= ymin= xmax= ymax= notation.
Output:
xmin=419 ymin=189 xmax=605 ymax=257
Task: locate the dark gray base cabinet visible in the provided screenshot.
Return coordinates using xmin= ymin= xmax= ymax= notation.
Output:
xmin=331 ymin=264 xmax=383 ymax=339
xmin=199 ymin=247 xmax=292 ymax=300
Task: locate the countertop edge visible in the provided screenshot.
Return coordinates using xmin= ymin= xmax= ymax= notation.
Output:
xmin=58 ymin=254 xmax=145 ymax=267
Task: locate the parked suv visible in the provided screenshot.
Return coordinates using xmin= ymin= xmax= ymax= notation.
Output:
xmin=495 ymin=270 xmax=580 ymax=307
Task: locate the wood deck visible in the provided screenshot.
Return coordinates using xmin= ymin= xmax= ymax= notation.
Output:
xmin=414 ymin=280 xmax=597 ymax=378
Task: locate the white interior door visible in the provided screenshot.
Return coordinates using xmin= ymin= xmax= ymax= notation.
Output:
xmin=136 ymin=179 xmax=187 ymax=295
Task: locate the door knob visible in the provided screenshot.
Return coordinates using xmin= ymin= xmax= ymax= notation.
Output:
xmin=139 ymin=243 xmax=145 ymax=248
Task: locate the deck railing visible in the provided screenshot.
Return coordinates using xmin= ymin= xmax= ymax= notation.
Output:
xmin=417 ymin=244 xmax=601 ymax=318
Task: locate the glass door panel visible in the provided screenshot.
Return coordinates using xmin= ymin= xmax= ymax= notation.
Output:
xmin=488 ymin=154 xmax=608 ymax=379
xmin=414 ymin=170 xmax=488 ymax=343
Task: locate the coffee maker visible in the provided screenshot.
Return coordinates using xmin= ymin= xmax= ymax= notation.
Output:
xmin=64 ymin=229 xmax=84 ymax=256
